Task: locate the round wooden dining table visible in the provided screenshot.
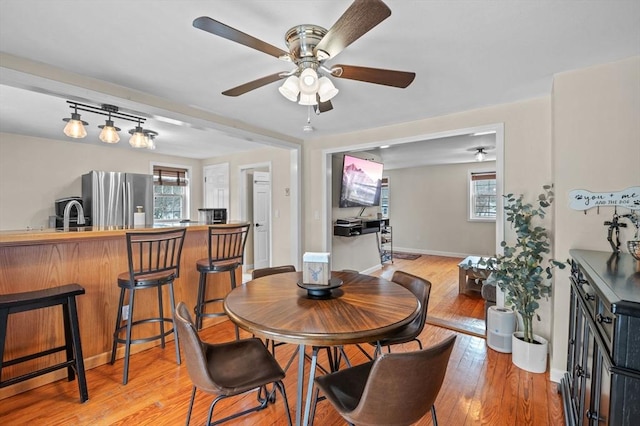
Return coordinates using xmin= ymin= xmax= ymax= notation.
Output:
xmin=224 ymin=270 xmax=420 ymax=426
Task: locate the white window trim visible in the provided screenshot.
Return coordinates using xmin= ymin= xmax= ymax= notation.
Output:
xmin=468 ymin=169 xmax=496 ymax=222
xmin=150 ymin=162 xmax=193 ymax=223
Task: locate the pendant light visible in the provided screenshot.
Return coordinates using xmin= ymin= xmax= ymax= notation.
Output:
xmin=129 ymin=120 xmax=148 ymax=148
xmin=62 ymin=104 xmax=88 ymax=138
xmin=475 ymin=148 xmax=487 ymax=162
xmin=98 ymin=107 xmax=121 ymax=143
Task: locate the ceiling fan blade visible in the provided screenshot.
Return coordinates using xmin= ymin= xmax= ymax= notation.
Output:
xmin=222 ymin=73 xmax=285 ymax=97
xmin=315 ymin=97 xmax=334 ymax=113
xmin=314 ymin=0 xmax=391 ymax=60
xmin=332 ymin=64 xmax=415 ymax=88
xmin=193 ymin=16 xmax=289 ymax=59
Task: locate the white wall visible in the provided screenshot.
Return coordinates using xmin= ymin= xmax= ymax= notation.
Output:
xmin=202 ymin=146 xmax=295 ymax=267
xmin=550 ymin=56 xmax=640 ymax=380
xmin=386 ymin=161 xmax=496 ymax=257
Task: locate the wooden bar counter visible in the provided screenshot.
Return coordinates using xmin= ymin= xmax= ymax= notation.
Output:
xmin=0 ymin=222 xmax=248 ymax=399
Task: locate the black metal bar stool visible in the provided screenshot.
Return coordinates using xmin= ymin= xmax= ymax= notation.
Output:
xmin=0 ymin=283 xmax=88 ymax=402
xmin=110 ymin=228 xmax=187 ymax=385
xmin=195 ymin=224 xmax=250 ymax=337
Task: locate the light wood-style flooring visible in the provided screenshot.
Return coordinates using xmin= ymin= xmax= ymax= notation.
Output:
xmin=0 ymin=256 xmax=564 ymax=425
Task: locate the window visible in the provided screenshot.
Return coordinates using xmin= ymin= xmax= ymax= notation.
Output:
xmin=469 ymin=171 xmax=496 ymax=221
xmin=153 ymin=165 xmax=190 ymax=221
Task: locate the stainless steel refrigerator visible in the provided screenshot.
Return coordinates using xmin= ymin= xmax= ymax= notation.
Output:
xmin=82 ymin=171 xmax=153 ymax=227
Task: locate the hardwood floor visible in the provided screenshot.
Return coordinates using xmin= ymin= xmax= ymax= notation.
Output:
xmin=0 ymin=257 xmax=565 ymax=425
xmin=374 ymin=254 xmax=486 ymax=336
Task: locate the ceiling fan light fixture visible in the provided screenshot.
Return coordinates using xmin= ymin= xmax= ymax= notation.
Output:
xmin=299 ymin=68 xmax=319 ymax=95
xmin=475 ymin=148 xmax=487 ymax=162
xmin=62 ymin=112 xmax=88 ymax=138
xmin=278 ymin=75 xmax=300 ymax=102
xmin=298 ymin=93 xmax=318 ymax=106
xmin=98 ymin=119 xmax=121 ymax=144
xmin=317 ymin=76 xmax=339 ymax=102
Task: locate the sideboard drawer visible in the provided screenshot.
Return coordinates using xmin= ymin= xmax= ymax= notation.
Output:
xmin=596 ymin=299 xmax=615 ymax=354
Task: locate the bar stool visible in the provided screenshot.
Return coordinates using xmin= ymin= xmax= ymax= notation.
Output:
xmin=110 ymin=228 xmax=187 ymax=385
xmin=0 ymin=283 xmax=88 ymax=402
xmin=195 ymin=224 xmax=250 ymax=337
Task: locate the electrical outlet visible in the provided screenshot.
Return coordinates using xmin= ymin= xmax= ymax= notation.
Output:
xmin=122 ymin=305 xmax=130 ymax=321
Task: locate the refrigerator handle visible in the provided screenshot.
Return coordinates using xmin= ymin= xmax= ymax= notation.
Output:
xmin=126 ymin=181 xmax=132 ymax=227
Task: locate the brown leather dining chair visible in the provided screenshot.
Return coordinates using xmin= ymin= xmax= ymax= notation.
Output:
xmin=357 ymin=270 xmax=431 ymax=359
xmin=174 ymin=302 xmax=292 ymax=425
xmin=195 ymin=224 xmax=250 ymax=337
xmin=311 ymin=335 xmax=457 ymax=426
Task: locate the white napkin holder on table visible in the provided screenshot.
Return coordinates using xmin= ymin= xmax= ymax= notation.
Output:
xmin=303 ymin=252 xmax=331 ymax=285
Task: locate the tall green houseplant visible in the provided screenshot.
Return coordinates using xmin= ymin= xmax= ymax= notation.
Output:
xmin=484 ymin=185 xmax=565 ymax=344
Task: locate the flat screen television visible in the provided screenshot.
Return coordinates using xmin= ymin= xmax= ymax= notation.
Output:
xmin=339 ymin=154 xmax=384 ymax=208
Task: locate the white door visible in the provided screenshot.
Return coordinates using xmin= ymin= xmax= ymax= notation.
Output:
xmin=203 ymin=163 xmax=229 ymax=209
xmin=253 ymin=171 xmax=271 ymax=270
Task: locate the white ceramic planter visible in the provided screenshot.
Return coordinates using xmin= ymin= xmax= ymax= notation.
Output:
xmin=511 ymin=331 xmax=548 ymax=373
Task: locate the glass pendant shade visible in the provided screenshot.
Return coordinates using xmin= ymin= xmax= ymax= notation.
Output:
xmin=146 ymin=136 xmax=156 ymax=150
xmin=98 ymin=120 xmax=120 ymax=143
xmin=298 ymin=93 xmax=318 ymax=106
xmin=299 ymin=68 xmax=319 ymax=95
xmin=318 ymin=77 xmax=339 ymax=102
xmin=62 ymin=113 xmax=88 ymax=138
xmin=278 ymin=76 xmax=300 ymax=102
xmin=129 ymin=126 xmax=148 ymax=148
xmin=475 ymin=149 xmax=486 ymax=162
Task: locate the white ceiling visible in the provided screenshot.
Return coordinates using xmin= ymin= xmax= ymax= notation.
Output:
xmin=0 ymin=0 xmax=638 ymax=165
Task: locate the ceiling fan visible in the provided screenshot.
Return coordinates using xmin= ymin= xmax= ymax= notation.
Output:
xmin=193 ymin=0 xmax=415 ymax=114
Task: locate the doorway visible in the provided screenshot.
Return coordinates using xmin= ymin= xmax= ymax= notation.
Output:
xmin=322 ymin=124 xmax=504 ymax=334
xmin=239 ymin=163 xmax=272 ymax=272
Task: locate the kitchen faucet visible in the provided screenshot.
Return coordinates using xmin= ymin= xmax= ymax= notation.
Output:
xmin=63 ymin=200 xmax=86 ymax=229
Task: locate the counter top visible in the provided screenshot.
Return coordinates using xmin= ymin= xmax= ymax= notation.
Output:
xmin=0 ymin=221 xmax=249 ymax=247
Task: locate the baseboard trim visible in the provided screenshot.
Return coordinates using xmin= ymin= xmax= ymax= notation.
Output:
xmin=392 ymin=247 xmax=491 ymax=259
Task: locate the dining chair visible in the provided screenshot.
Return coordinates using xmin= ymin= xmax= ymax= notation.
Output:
xmin=359 ymin=270 xmax=431 ymax=359
xmin=311 ymin=335 xmax=457 ymax=426
xmin=195 ymin=224 xmax=250 ymax=337
xmin=174 ymin=302 xmax=292 ymax=426
xmin=110 ymin=228 xmax=186 ymax=385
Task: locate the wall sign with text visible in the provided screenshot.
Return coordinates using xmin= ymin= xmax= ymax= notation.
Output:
xmin=568 ymin=186 xmax=640 ymax=211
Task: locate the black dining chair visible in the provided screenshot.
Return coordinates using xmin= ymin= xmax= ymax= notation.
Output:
xmin=358 ymin=270 xmax=431 ymax=359
xmin=311 ymin=335 xmax=457 ymax=426
xmin=174 ymin=302 xmax=292 ymax=426
xmin=110 ymin=228 xmax=186 ymax=385
xmin=195 ymin=224 xmax=250 ymax=337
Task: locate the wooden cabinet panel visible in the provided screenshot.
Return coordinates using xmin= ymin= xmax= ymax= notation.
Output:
xmin=561 ymin=250 xmax=640 ymax=426
xmin=0 ymin=225 xmax=244 ymax=398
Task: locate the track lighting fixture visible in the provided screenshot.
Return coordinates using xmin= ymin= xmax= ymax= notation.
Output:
xmin=62 ymin=101 xmax=158 ymax=149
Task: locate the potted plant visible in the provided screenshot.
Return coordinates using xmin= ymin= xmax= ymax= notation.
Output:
xmin=472 ymin=185 xmax=565 ymax=373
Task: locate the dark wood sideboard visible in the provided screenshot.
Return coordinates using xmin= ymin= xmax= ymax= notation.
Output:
xmin=560 ymin=249 xmax=640 ymax=425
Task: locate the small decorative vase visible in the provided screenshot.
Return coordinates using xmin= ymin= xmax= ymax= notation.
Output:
xmin=511 ymin=331 xmax=548 ymax=373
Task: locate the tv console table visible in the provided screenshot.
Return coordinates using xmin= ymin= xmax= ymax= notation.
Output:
xmin=333 ymin=218 xmax=393 ymax=265
xmin=333 ymin=217 xmax=387 ymax=237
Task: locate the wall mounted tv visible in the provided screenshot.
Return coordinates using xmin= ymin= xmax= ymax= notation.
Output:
xmin=339 ymin=154 xmax=384 ymax=208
